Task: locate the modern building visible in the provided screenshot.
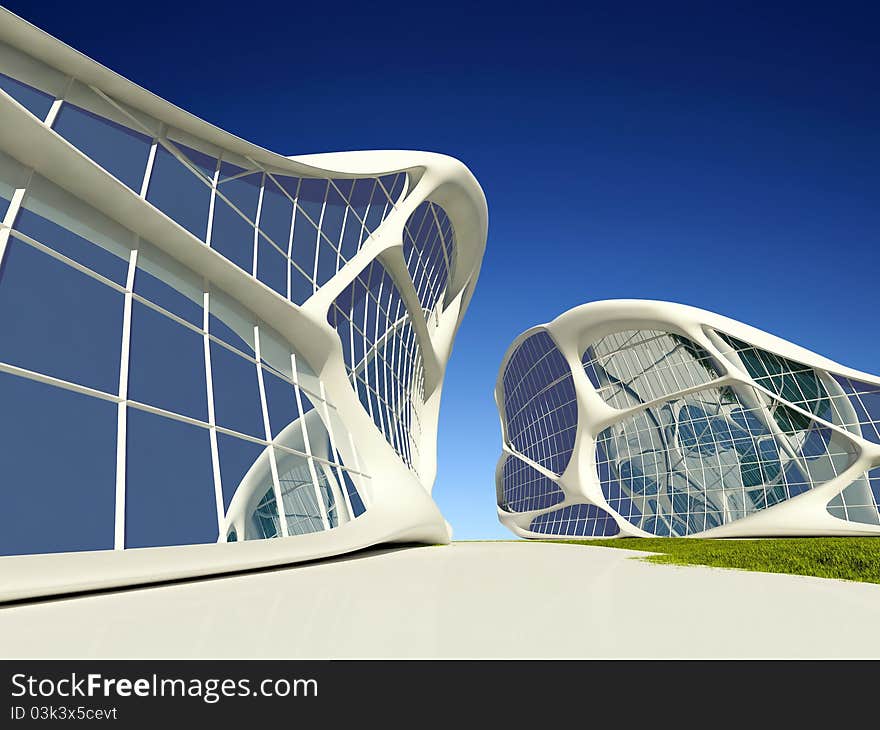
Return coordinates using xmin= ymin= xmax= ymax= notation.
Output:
xmin=495 ymin=300 xmax=880 ymax=539
xmin=0 ymin=8 xmax=487 ymax=601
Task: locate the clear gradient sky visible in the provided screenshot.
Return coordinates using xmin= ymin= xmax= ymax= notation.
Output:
xmin=7 ymin=1 xmax=878 ymax=539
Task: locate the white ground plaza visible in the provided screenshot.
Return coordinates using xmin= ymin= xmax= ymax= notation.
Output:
xmin=1 ymin=542 xmax=879 ymax=659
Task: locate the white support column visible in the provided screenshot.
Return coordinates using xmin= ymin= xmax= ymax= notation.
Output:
xmin=114 ymin=247 xmax=138 ymax=550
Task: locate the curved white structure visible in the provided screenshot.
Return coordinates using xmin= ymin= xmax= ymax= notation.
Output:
xmin=496 ymin=300 xmax=880 ymax=539
xmin=0 ymin=8 xmax=486 ymax=601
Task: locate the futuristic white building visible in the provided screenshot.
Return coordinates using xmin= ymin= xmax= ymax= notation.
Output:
xmin=495 ymin=300 xmax=880 ymax=539
xmin=0 ymin=8 xmax=486 ymax=601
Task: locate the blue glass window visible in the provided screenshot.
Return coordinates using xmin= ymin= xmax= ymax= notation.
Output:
xmin=146 ymin=145 xmax=212 ymax=238
xmin=257 ymin=239 xmax=288 ymax=298
xmin=290 ymin=208 xmax=318 ymax=292
xmin=0 ymin=373 xmax=116 ymax=556
xmin=134 ymin=264 xmax=203 ymax=328
xmin=211 ymin=170 xmax=261 ymax=273
xmin=15 ymin=204 xmax=130 ymax=284
xmin=0 ymin=72 xmax=53 ymax=120
xmin=52 ymin=104 xmax=152 ymax=191
xmin=128 ymin=302 xmax=208 ymax=420
xmin=0 ymin=238 xmax=123 ymax=392
xmin=341 ymin=470 xmax=366 ymax=517
xmin=502 ymin=330 xmax=577 ymax=475
xmin=217 ymin=432 xmax=267 ymax=512
xmin=501 ymin=455 xmax=565 ymax=512
xmin=529 ymin=504 xmax=620 ymax=537
xmin=125 ymin=408 xmax=217 ymax=548
xmin=210 ymin=342 xmax=264 ymax=437
xmin=258 ymin=178 xmax=293 ymax=250
xmin=263 ymin=369 xmax=300 ymax=438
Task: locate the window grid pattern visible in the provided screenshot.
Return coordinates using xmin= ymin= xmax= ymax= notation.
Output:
xmin=583 ymin=329 xmax=721 ymax=409
xmin=0 ymin=177 xmax=370 ymax=552
xmin=529 ymin=504 xmax=620 ymax=537
xmin=502 ymin=331 xmax=577 ymax=475
xmin=403 ymin=201 xmax=456 ymax=318
xmin=827 ymin=466 xmax=880 ymax=526
xmin=828 ymin=375 xmax=880 ymax=444
xmin=0 ymin=61 xmax=409 ymax=306
xmin=328 ymin=259 xmax=425 ymax=473
xmin=500 ymin=455 xmax=565 ymax=512
xmin=596 ymin=384 xmax=857 ymax=536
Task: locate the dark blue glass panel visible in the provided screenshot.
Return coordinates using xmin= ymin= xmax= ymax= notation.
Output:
xmin=502 ymin=330 xmax=577 ymax=474
xmin=364 ymin=182 xmax=390 ymax=233
xmin=210 ymin=342 xmax=264 ymax=437
xmin=14 ymin=206 xmax=129 ymax=284
xmin=217 ymin=432 xmax=266 ymax=512
xmin=257 ymin=239 xmax=287 ymax=297
xmin=501 ymin=455 xmax=565 ymax=512
xmin=316 ymin=239 xmax=339 ymax=287
xmin=125 ymin=408 xmax=217 ymax=548
xmin=134 ymin=266 xmax=202 ymax=327
xmin=0 ymin=239 xmax=122 ymax=392
xmin=291 ymin=208 xmax=318 ymax=288
xmin=263 ymin=369 xmax=300 ymax=438
xmin=258 ymin=179 xmax=293 ymax=250
xmin=146 ymin=146 xmax=211 ymax=238
xmin=529 ymin=504 xmax=620 ymax=537
xmin=341 ymin=470 xmax=366 ymax=517
xmin=212 ymin=173 xmax=261 ymax=272
xmin=128 ymin=302 xmax=207 ymax=420
xmin=339 ymin=205 xmax=364 ymax=261
xmin=290 ymin=261 xmax=313 ymax=305
xmin=0 ymin=373 xmax=116 ymax=556
xmin=0 ymin=72 xmax=53 ymax=119
xmin=53 ymin=104 xmax=152 ymax=191
xmin=321 ymin=185 xmax=347 ymax=252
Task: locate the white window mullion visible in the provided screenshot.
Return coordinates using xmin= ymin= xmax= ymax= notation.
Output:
xmin=286 ymin=193 xmax=298 ymax=301
xmin=0 ymin=184 xmax=28 ymax=267
xmin=139 ymin=139 xmax=159 ymax=199
xmin=319 ymin=380 xmax=354 ymax=522
xmin=311 ymin=187 xmax=328 ymax=291
xmin=254 ymin=325 xmax=289 ymax=538
xmin=114 ymin=247 xmax=139 ymax=550
xmin=204 ymin=157 xmax=222 ymax=245
xmin=291 ymin=353 xmax=331 ymax=530
xmin=252 ymin=173 xmax=265 ymax=278
xmin=203 ymin=289 xmax=226 ymax=540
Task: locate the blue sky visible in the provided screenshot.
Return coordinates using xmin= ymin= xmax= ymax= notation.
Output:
xmin=8 ymin=1 xmax=878 ymax=539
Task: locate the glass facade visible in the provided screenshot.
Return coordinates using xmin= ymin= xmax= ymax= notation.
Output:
xmin=0 ymin=21 xmax=485 ymax=575
xmin=529 ymin=504 xmax=620 ymax=537
xmin=718 ymin=334 xmax=880 ymax=525
xmin=0 ymin=146 xmax=371 ymax=557
xmin=499 ymin=320 xmax=880 ymax=538
xmin=501 ymin=330 xmax=577 ymax=475
xmin=328 ymin=258 xmax=425 ymax=473
xmin=500 ymin=454 xmax=565 ymax=512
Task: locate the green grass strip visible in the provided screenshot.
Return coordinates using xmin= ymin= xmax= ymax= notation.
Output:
xmin=550 ymin=537 xmax=880 ymax=584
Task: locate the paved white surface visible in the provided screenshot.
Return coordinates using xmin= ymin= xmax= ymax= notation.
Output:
xmin=2 ymin=542 xmax=879 ymax=658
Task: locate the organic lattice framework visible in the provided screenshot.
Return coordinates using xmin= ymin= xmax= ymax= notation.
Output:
xmin=495 ymin=300 xmax=880 ymax=538
xmin=0 ymin=9 xmax=486 ymax=601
